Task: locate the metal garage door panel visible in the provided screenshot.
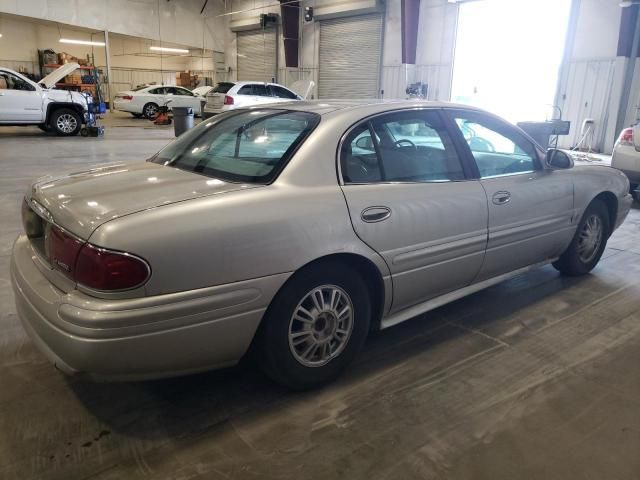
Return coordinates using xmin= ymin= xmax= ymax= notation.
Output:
xmin=237 ymin=28 xmax=277 ymax=82
xmin=319 ymin=14 xmax=383 ymax=99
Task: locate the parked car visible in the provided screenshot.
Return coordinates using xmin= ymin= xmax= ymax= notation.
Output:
xmin=0 ymin=63 xmax=91 ymax=136
xmin=611 ymin=124 xmax=640 ymax=201
xmin=202 ymin=80 xmax=313 ymax=118
xmin=11 ymin=100 xmax=632 ymax=389
xmin=113 ymin=85 xmax=203 ymax=118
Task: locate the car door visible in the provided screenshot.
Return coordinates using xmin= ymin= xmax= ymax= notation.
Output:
xmin=0 ymin=71 xmax=44 ymax=122
xmin=446 ymin=109 xmax=575 ymax=281
xmin=340 ymin=109 xmax=488 ymax=313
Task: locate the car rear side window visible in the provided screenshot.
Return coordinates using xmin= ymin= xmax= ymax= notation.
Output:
xmin=271 ymin=86 xmax=298 ymax=99
xmin=237 ymin=85 xmax=254 ymax=95
xmin=341 ymin=110 xmax=465 ymax=183
xmin=151 ymin=109 xmax=320 ymax=183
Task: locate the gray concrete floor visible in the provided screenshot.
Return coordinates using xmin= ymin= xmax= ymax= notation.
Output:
xmin=1 ymin=113 xmax=640 ymax=479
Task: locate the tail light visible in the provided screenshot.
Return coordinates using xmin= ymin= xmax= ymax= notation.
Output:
xmin=75 ymin=244 xmax=150 ymax=291
xmin=122 ymin=95 xmax=133 ymax=100
xmin=223 ymin=95 xmax=234 ymax=105
xmin=47 ymin=224 xmax=149 ymax=291
xmin=619 ymin=128 xmax=634 ymax=146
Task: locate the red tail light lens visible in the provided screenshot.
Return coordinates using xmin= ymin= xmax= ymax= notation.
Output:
xmin=223 ymin=95 xmax=234 ymax=105
xmin=619 ymin=128 xmax=634 ymax=146
xmin=49 ymin=225 xmax=83 ymax=278
xmin=122 ymin=95 xmax=133 ymax=100
xmin=75 ymin=244 xmax=150 ymax=291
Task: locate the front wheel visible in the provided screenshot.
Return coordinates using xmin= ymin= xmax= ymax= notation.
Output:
xmin=50 ymin=108 xmax=82 ymax=136
xmin=257 ymin=262 xmax=371 ymax=390
xmin=630 ymin=184 xmax=640 ymax=202
xmin=553 ymin=199 xmax=609 ymax=276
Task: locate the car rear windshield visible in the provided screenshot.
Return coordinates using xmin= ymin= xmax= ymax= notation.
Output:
xmin=150 ymin=109 xmax=320 ymax=183
xmin=212 ymin=82 xmax=234 ymax=94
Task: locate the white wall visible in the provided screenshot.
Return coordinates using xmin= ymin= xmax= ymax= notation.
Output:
xmin=0 ymin=0 xmax=226 ymax=51
xmin=556 ymin=0 xmax=625 ymax=153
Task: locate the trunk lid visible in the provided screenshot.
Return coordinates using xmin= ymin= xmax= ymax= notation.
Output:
xmin=28 ymin=161 xmax=261 ymax=239
xmin=39 ymin=62 xmax=80 ymax=89
xmin=289 ymin=79 xmax=315 ymax=100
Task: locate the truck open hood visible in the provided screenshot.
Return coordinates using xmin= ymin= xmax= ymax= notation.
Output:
xmin=39 ymin=62 xmax=80 ymax=89
xmin=28 ymin=161 xmax=262 ymax=239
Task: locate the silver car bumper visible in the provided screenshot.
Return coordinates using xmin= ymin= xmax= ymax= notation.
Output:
xmin=11 ymin=235 xmax=289 ymax=381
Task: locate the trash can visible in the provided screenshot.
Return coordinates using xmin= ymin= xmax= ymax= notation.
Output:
xmin=173 ymin=107 xmax=194 ymax=137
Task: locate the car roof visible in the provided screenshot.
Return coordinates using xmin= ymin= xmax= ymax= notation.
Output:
xmin=244 ymin=99 xmax=487 ymax=116
xmin=232 ymin=80 xmax=292 ymax=89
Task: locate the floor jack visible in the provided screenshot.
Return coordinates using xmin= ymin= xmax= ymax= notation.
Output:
xmin=153 ymin=99 xmax=173 ymax=126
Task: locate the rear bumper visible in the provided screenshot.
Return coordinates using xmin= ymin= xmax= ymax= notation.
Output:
xmin=11 ymin=235 xmax=289 ymax=381
xmin=113 ymin=101 xmax=138 ymax=114
xmin=612 ymin=144 xmax=640 ymax=183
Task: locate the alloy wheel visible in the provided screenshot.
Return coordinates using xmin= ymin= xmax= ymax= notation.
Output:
xmin=577 ymin=214 xmax=603 ymax=263
xmin=288 ymin=285 xmax=354 ymax=367
xmin=56 ymin=114 xmax=78 ymax=134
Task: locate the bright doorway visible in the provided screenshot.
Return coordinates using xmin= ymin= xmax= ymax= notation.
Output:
xmin=451 ymin=0 xmax=572 ymax=123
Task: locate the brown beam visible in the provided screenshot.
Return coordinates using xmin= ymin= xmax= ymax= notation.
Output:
xmin=280 ymin=0 xmax=300 ymax=68
xmin=401 ymin=0 xmax=420 ymax=64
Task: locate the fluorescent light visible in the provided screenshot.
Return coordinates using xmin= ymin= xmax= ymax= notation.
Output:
xmin=60 ymin=38 xmax=105 ymax=46
xmin=150 ymin=46 xmax=189 ymax=54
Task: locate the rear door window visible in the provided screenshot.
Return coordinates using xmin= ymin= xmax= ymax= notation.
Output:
xmin=237 ymin=85 xmax=254 ymax=95
xmin=271 ymin=86 xmax=298 ymax=99
xmin=252 ymin=84 xmax=269 ymax=97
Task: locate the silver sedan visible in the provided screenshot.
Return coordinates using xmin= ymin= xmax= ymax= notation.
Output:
xmin=11 ymin=100 xmax=632 ymax=389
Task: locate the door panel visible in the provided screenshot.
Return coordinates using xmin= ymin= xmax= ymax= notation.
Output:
xmin=340 ymin=109 xmax=488 ymax=313
xmin=478 ymin=170 xmax=574 ymax=280
xmin=343 ymin=183 xmax=488 ymax=312
xmin=446 ymin=109 xmax=575 ymax=280
xmin=0 ymin=71 xmax=43 ymax=122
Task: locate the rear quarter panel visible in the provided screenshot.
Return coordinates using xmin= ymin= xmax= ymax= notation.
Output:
xmin=88 ymin=183 xmax=390 ymax=298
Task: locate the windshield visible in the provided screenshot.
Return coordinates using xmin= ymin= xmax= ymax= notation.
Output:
xmin=212 ymin=82 xmax=234 ymax=94
xmin=150 ymin=109 xmax=320 ymax=183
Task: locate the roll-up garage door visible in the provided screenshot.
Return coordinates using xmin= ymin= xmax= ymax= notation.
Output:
xmin=318 ymin=13 xmax=383 ymax=99
xmin=237 ymin=28 xmax=277 ymax=82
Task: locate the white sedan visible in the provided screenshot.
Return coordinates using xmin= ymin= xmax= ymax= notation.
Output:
xmin=611 ymin=124 xmax=640 ymax=201
xmin=202 ymin=80 xmax=313 ymax=118
xmin=113 ymin=85 xmax=203 ymax=118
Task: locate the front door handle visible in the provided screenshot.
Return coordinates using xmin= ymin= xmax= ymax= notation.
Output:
xmin=361 ymin=206 xmax=391 ymax=223
xmin=492 ymin=191 xmax=512 ymax=205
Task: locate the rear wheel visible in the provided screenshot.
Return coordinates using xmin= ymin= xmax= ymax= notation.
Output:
xmin=257 ymin=262 xmax=371 ymax=390
xmin=50 ymin=108 xmax=82 ymax=136
xmin=553 ymin=199 xmax=609 ymax=276
xmin=143 ymin=103 xmax=159 ymax=119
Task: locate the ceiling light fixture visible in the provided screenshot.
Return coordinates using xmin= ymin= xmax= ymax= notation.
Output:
xmin=59 ymin=38 xmax=105 ymax=46
xmin=150 ymin=46 xmax=189 ymax=54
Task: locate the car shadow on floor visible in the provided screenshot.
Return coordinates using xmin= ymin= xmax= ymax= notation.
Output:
xmin=65 ymin=265 xmax=592 ymax=443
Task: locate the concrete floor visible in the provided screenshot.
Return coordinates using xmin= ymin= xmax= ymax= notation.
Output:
xmin=1 ymin=113 xmax=640 ymax=479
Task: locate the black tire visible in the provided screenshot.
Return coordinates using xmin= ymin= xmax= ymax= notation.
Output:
xmin=142 ymin=103 xmax=159 ymax=119
xmin=553 ymin=199 xmax=610 ymax=276
xmin=257 ymin=262 xmax=371 ymax=390
xmin=131 ymin=113 xmax=143 ymax=118
xmin=49 ymin=108 xmax=82 ymax=136
xmin=630 ymin=184 xmax=640 ymax=203
xmin=37 ymin=124 xmax=49 ymax=132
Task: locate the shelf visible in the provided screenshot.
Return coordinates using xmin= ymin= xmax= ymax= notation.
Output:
xmin=56 ymin=83 xmax=97 ymax=87
xmin=44 ymin=64 xmax=94 ymax=70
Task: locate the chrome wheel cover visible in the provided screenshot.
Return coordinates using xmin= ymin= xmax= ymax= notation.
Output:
xmin=577 ymin=214 xmax=603 ymax=263
xmin=288 ymin=284 xmax=354 ymax=367
xmin=56 ymin=113 xmax=77 ymax=134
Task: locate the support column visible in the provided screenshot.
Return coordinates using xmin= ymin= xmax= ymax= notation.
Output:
xmin=104 ymin=30 xmax=114 ymax=112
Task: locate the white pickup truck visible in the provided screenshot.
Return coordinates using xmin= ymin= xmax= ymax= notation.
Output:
xmin=0 ymin=63 xmax=90 ymax=136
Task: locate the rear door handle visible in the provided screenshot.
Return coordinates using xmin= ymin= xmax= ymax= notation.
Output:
xmin=492 ymin=191 xmax=512 ymax=205
xmin=361 ymin=206 xmax=391 ymax=223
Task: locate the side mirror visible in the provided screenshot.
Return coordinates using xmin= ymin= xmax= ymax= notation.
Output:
xmin=355 ymin=136 xmax=374 ymax=151
xmin=546 ymin=149 xmax=573 ymax=169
